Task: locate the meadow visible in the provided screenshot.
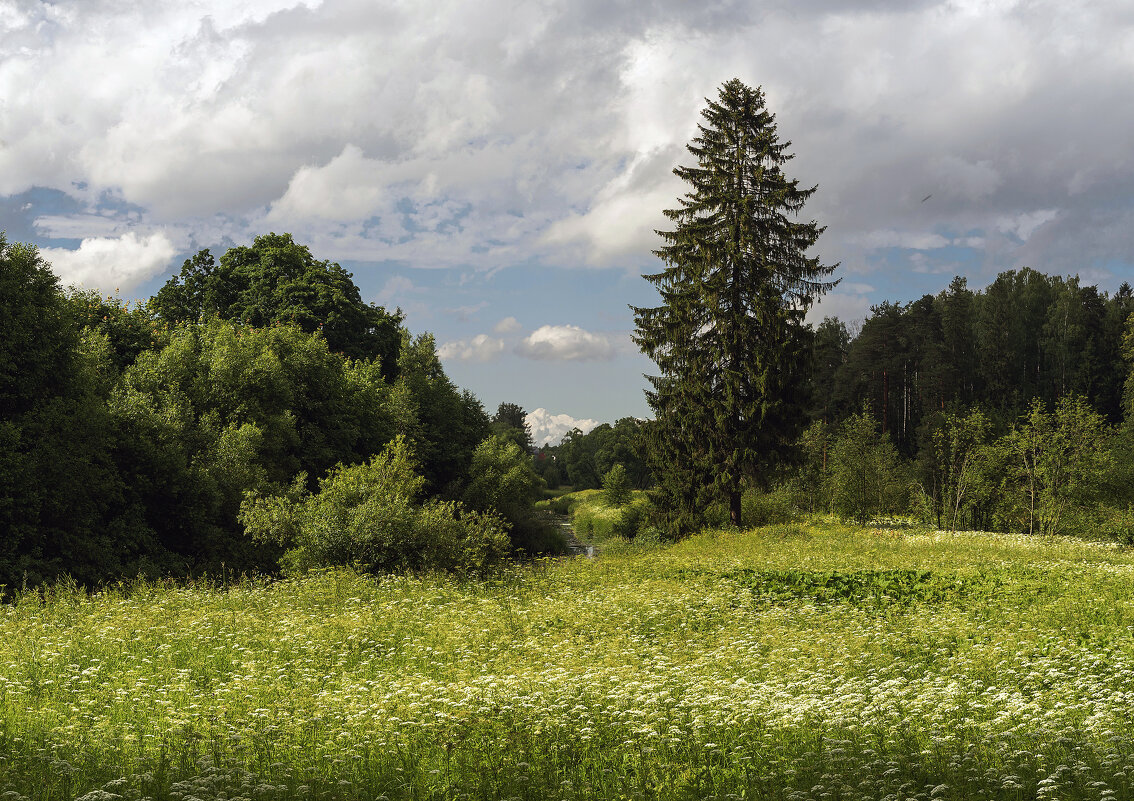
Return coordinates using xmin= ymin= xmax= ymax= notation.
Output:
xmin=2 ymin=520 xmax=1134 ymax=801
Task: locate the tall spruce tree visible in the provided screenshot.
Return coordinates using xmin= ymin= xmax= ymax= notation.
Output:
xmin=632 ymin=79 xmax=837 ymax=531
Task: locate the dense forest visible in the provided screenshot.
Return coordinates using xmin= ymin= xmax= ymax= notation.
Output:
xmin=795 ymin=269 xmax=1134 ymax=536
xmin=0 ymin=232 xmax=550 ymax=589
xmin=547 ymin=267 xmax=1134 ymax=540
xmin=809 ymin=270 xmax=1134 ymax=450
xmin=4 ymin=224 xmax=1134 ymax=589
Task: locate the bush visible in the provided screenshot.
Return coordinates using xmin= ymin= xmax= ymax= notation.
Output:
xmin=241 ymin=436 xmax=511 ymax=574
xmin=612 ymin=501 xmax=647 ymax=538
xmin=462 ymin=434 xmax=559 ymax=554
xmin=829 ymin=406 xmax=905 ymax=524
xmin=602 ymin=464 xmax=632 ymax=507
xmin=1100 ymin=506 xmax=1134 ymax=545
xmin=741 ymin=486 xmax=802 ymax=527
xmin=570 ymin=489 xmax=651 ymax=542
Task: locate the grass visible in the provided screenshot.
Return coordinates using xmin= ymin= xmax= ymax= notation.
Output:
xmin=3 ymin=521 xmax=1134 ymax=800
xmin=543 ymin=488 xmax=649 ymax=546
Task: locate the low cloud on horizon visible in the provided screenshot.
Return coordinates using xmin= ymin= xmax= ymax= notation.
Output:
xmin=525 ymin=407 xmax=600 ymax=447
xmin=439 ymin=323 xmax=618 ymax=364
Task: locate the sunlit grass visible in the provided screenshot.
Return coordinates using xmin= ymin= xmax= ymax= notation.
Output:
xmin=3 ymin=522 xmax=1134 ymax=799
xmin=560 ymin=488 xmax=649 ymax=546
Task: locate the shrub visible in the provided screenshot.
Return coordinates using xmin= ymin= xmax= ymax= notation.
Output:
xmin=240 ymin=436 xmax=511 ymax=574
xmin=612 ymin=500 xmax=647 ymax=538
xmin=462 ymin=435 xmax=561 ymax=554
xmin=602 ymin=464 xmax=632 ymax=507
xmin=1100 ymin=506 xmax=1134 ymax=545
xmin=828 ymin=406 xmax=905 ymax=524
xmin=741 ymin=486 xmax=802 ymax=527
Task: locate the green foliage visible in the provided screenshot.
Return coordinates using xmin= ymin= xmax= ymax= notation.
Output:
xmin=544 ymin=494 xmax=574 ymax=515
xmin=796 ymin=420 xmax=832 ymax=514
xmin=0 ymin=234 xmax=78 ymax=418
xmin=538 ymin=459 xmax=562 ymax=489
xmin=491 ymin=401 xmax=533 ymax=451
xmin=611 ymin=498 xmax=647 ymax=538
xmin=740 ymin=486 xmax=803 ymax=527
xmin=633 ymin=79 xmax=837 ymax=530
xmin=554 ymin=418 xmax=652 ymax=491
xmin=0 ymin=230 xmax=538 ymax=585
xmin=462 ymin=434 xmax=557 ymax=553
xmin=1098 ymin=505 xmax=1134 ymax=545
xmin=393 ymin=332 xmax=491 ymax=495
xmin=996 ymin=395 xmax=1113 ymax=536
xmin=241 ymin=436 xmax=510 ymax=574
xmin=917 ymin=408 xmax=995 ymax=532
xmin=726 ymin=567 xmax=1005 ymax=610
xmin=65 ymin=289 xmax=170 ymax=371
xmin=828 ymin=406 xmax=905 ymax=524
xmin=817 ymin=273 xmax=1134 ymax=458
xmin=601 ymin=464 xmax=631 ymax=507
xmin=151 ymin=233 xmax=402 ymax=376
xmin=1124 ymin=309 xmax=1134 ymax=423
xmin=105 ymin=317 xmax=399 ymax=571
xmin=568 ymin=488 xmax=650 ymax=544
xmin=0 ymin=239 xmax=154 ymax=587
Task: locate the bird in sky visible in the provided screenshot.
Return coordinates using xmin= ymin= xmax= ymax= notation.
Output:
xmin=921 ymin=193 xmax=933 ymax=203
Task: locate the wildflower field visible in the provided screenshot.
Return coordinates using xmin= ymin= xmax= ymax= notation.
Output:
xmin=3 ymin=522 xmax=1134 ymax=801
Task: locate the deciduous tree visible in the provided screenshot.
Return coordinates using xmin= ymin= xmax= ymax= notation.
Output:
xmin=152 ymin=233 xmax=402 ymax=377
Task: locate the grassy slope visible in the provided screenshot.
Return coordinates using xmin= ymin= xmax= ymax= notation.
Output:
xmin=541 ymin=488 xmax=649 ymax=546
xmin=2 ymin=522 xmax=1134 ymax=800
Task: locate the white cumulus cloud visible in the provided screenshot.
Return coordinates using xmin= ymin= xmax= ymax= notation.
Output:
xmin=515 ymin=324 xmax=615 ymax=362
xmin=493 ymin=316 xmax=521 ymax=334
xmin=437 ymin=334 xmax=506 ymax=362
xmin=525 ymin=407 xmax=601 ymax=447
xmin=41 ymin=232 xmax=177 ymax=293
xmin=1 ymin=0 xmax=1133 ymax=290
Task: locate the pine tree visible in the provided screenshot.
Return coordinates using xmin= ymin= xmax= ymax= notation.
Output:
xmin=632 ymin=79 xmax=837 ymax=531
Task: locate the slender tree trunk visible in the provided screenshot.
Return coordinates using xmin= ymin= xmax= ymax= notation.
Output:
xmin=882 ymin=369 xmax=889 ymax=434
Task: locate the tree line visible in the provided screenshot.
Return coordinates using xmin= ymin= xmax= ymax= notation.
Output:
xmin=809 ymin=271 xmax=1134 ymax=453
xmin=0 ymin=232 xmax=552 ymax=590
xmin=790 ymin=273 xmax=1134 ymax=538
xmin=624 ymin=78 xmax=1134 ymax=542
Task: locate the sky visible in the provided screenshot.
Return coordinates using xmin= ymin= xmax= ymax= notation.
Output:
xmin=3 ymin=0 xmax=1133 ymax=439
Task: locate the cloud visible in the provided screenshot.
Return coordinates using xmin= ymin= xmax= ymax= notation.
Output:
xmin=0 ymin=0 xmax=1132 ymax=293
xmin=40 ymin=232 xmax=177 ymax=293
xmin=807 ymin=285 xmax=875 ymax=327
xmin=437 ymin=334 xmax=506 ymax=362
xmin=493 ymin=316 xmax=521 ymax=333
xmin=995 ymin=209 xmax=1059 ymax=242
xmin=516 ymin=325 xmax=615 ymax=361
xmin=375 ymin=275 xmax=416 ymax=305
xmin=525 ymin=407 xmax=601 ymax=447
xmin=856 ymin=230 xmax=951 ymax=250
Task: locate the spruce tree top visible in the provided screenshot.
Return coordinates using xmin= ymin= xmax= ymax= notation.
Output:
xmin=651 ymin=79 xmax=837 ymax=309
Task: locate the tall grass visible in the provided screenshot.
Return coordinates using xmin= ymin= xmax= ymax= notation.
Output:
xmin=2 ymin=523 xmax=1134 ymax=799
